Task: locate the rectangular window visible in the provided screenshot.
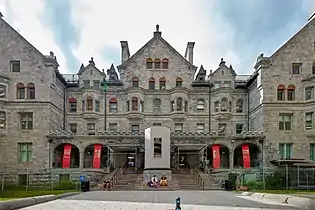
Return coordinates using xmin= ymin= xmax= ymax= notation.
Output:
xmin=279 ymin=114 xmax=292 ymax=130
xmin=153 ymin=138 xmax=162 ymax=157
xmin=236 ymin=124 xmax=244 ymax=134
xmin=18 ymin=87 xmax=25 ymax=99
xmin=223 ymin=81 xmax=231 ymax=87
xmin=197 ymin=123 xmax=205 ymax=133
xmin=306 ymin=112 xmax=313 ymax=130
xmin=87 ymin=123 xmax=95 ymax=131
xmin=140 ymin=101 xmax=144 ymax=112
xmin=312 ymin=61 xmax=315 ymax=74
xmin=131 ymin=99 xmax=138 ymax=111
xmin=126 ymin=100 xmax=130 ymax=112
xmin=110 ymin=102 xmax=117 ymax=113
xmin=82 ymin=100 xmax=85 ymax=111
xmin=174 ymin=123 xmax=183 ymax=132
xmin=87 ymin=99 xmax=93 ymax=111
xmin=131 ymin=124 xmax=139 ymax=134
xmin=18 ymin=143 xmax=32 ymax=163
xmin=0 ymin=111 xmax=6 ymax=130
xmin=279 ymin=143 xmax=293 ymax=159
xmin=28 ymin=86 xmax=35 ymax=99
xmin=159 ymin=81 xmax=166 ymax=90
xmin=69 ymin=102 xmax=77 ymax=112
xmin=93 ymin=81 xmax=100 ymax=89
xmin=69 ymin=123 xmax=77 ymax=133
xmin=149 ymin=81 xmax=155 ymax=90
xmin=310 ymin=143 xmax=315 ymax=161
xmin=214 ymin=82 xmax=220 ymax=89
xmin=95 ymin=100 xmax=100 ymax=112
xmin=10 ymin=61 xmax=20 ymax=72
xmin=83 ymin=80 xmax=90 ymax=88
xmin=305 ymin=87 xmax=314 ymax=100
xmin=153 ymin=123 xmax=161 ymax=126
xmin=218 ymin=123 xmax=227 ymax=136
xmin=175 ymin=80 xmax=182 ymax=88
xmin=292 ymin=63 xmax=302 ymax=74
xmin=109 ymin=123 xmax=117 ymax=131
xmin=20 ymin=113 xmax=33 ymax=130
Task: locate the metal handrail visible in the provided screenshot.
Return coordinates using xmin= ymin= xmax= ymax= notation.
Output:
xmin=110 ymin=162 xmax=128 ymax=188
xmin=192 ymin=167 xmax=205 ymax=190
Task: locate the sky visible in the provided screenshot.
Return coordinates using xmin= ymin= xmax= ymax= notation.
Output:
xmin=0 ymin=0 xmax=313 ymax=75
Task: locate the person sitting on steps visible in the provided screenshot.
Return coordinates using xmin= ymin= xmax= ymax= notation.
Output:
xmin=160 ymin=175 xmax=167 ymax=187
xmin=151 ymin=175 xmax=158 ymax=187
xmin=103 ymin=179 xmax=111 ymax=191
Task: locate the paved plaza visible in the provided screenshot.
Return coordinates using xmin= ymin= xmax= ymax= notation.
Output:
xmin=20 ymin=191 xmax=302 ymax=210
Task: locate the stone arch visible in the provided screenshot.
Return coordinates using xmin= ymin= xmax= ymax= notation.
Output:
xmin=83 ymin=144 xmax=109 ymax=168
xmin=206 ymin=144 xmax=230 ymax=168
xmin=53 ymin=143 xmax=80 ymax=168
xmin=233 ymin=143 xmax=261 ymax=168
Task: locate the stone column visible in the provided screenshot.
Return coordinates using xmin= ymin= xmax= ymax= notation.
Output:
xmin=229 ymin=149 xmax=234 ymax=168
xmin=79 ymin=150 xmax=84 ymax=168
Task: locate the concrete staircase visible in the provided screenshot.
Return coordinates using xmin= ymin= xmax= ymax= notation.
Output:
xmin=111 ymin=169 xmax=142 ymax=191
xmin=173 ymin=168 xmax=201 ymax=190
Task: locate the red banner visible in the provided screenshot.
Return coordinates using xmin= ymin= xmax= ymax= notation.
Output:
xmin=212 ymin=144 xmax=221 ymax=169
xmin=242 ymin=144 xmax=251 ymax=168
xmin=93 ymin=144 xmax=102 ymax=168
xmin=62 ymin=144 xmax=72 ymax=168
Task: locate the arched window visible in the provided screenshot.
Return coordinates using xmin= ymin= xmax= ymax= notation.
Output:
xmin=149 ymin=77 xmax=155 ymax=90
xmin=197 ymin=99 xmax=205 ymax=110
xmin=68 ymin=97 xmax=77 ymax=112
xmin=153 ymin=98 xmax=161 ymax=112
xmin=16 ymin=83 xmax=25 ymax=99
xmin=176 ymin=77 xmax=183 ymax=88
xmin=287 ymin=85 xmax=295 ymax=101
xmin=159 ymin=77 xmax=166 ymax=90
xmin=132 ymin=77 xmax=139 ymax=88
xmin=27 ymin=83 xmax=35 ymax=99
xmin=146 ymin=58 xmax=153 ymax=69
xmin=131 ymin=97 xmax=138 ymax=111
xmin=170 ymin=100 xmax=175 ymax=112
xmin=109 ymin=98 xmax=117 ymax=113
xmin=86 ymin=96 xmax=93 ymax=111
xmin=176 ymin=97 xmax=183 ymax=111
xmin=162 ymin=58 xmax=169 ymax=69
xmin=154 ymin=58 xmax=161 ymax=69
xmin=236 ymin=99 xmax=244 ymax=113
xmin=214 ymin=101 xmax=220 ymax=112
xmin=221 ymin=98 xmax=228 ymax=112
xmin=277 ymin=84 xmax=285 ymax=101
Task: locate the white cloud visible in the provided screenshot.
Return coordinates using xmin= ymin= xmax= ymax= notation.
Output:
xmin=0 ymin=0 xmax=66 ymax=73
xmin=70 ymin=0 xmax=238 ymax=74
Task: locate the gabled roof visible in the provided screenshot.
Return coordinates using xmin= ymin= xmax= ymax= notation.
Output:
xmin=270 ymin=17 xmax=315 ymax=59
xmin=77 ymin=58 xmax=104 ymax=76
xmin=118 ymin=30 xmax=197 ymax=70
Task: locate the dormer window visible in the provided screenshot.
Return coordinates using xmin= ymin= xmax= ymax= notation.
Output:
xmin=154 ymin=58 xmax=161 ymax=69
xmin=176 ymin=77 xmax=183 ymax=88
xmin=132 ymin=77 xmax=139 ymax=88
xmin=214 ymin=82 xmax=220 ymax=89
xmin=146 ymin=58 xmax=153 ymax=69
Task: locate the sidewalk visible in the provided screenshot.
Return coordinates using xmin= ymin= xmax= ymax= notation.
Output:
xmin=241 ymin=192 xmax=315 ymax=209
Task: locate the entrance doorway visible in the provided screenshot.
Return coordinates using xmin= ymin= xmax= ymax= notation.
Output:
xmin=127 ymin=154 xmax=135 ymax=168
xmin=179 ymin=154 xmax=187 ymax=167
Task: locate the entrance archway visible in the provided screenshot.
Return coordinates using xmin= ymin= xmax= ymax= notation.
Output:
xmin=53 ymin=143 xmax=79 ymax=168
xmin=233 ymin=143 xmax=260 ymax=168
xmin=83 ymin=144 xmax=109 ymax=168
xmin=206 ymin=144 xmax=230 ymax=168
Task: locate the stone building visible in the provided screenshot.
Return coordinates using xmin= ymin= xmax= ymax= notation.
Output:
xmin=1 ymin=15 xmax=315 ymax=182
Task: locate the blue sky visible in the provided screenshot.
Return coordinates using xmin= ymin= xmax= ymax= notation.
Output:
xmin=0 ymin=0 xmax=313 ymax=74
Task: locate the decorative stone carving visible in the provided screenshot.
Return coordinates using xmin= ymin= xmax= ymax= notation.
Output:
xmin=0 ymin=111 xmax=5 ymax=130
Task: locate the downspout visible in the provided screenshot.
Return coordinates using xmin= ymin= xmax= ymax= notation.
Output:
xmin=208 ymin=84 xmax=212 ymax=133
xmin=63 ymin=86 xmax=66 ymax=131
xmin=246 ymin=89 xmax=250 ymax=131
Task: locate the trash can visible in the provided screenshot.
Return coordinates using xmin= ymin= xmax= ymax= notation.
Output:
xmin=81 ymin=180 xmax=90 ymax=192
xmin=225 ymin=180 xmax=234 ymax=191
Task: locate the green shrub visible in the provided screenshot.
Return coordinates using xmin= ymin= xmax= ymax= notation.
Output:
xmin=54 ymin=181 xmax=77 ymax=190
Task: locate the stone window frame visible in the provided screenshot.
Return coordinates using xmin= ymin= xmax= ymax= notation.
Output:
xmin=69 ymin=123 xmax=77 ymax=134
xmin=310 ymin=143 xmax=315 ymax=161
xmin=291 ymin=63 xmax=302 ymax=74
xmin=197 ymin=99 xmax=205 ymax=110
xmin=83 ymin=80 xmax=90 ymax=88
xmin=68 ymin=97 xmax=77 ymax=112
xmin=109 ymin=98 xmax=117 ymax=113
xmin=279 ymin=113 xmax=292 ymax=131
xmin=218 ymin=123 xmax=227 ymax=136
xmin=109 ymin=123 xmax=118 ymax=131
xmin=153 ymin=98 xmax=161 ymax=112
xmin=162 ymin=58 xmax=169 ymax=69
xmin=174 ymin=123 xmax=183 ymax=132
xmin=305 ymin=86 xmax=314 ymax=100
xmin=236 ymin=99 xmax=244 ymax=113
xmin=17 ymin=142 xmax=33 ymax=163
xmin=131 ymin=96 xmax=138 ymax=111
xmin=154 ymin=58 xmax=161 ymax=69
xmin=0 ymin=111 xmax=6 ymax=130
xmin=236 ymin=123 xmax=244 ymax=134
xmin=86 ymin=96 xmax=93 ymax=111
xmin=132 ymin=77 xmax=139 ymax=88
xmin=131 ymin=124 xmax=139 ymax=133
xmin=95 ymin=100 xmax=100 ymax=112
xmin=159 ymin=77 xmax=166 ymax=90
xmin=10 ymin=60 xmax=21 ymax=72
xmin=26 ymin=83 xmax=35 ymax=99
xmin=305 ymin=112 xmax=313 ymax=130
xmin=93 ymin=80 xmax=100 ymax=89
xmin=146 ymin=58 xmax=153 ymax=69
xmin=176 ymin=97 xmax=183 ymax=111
xmin=197 ymin=123 xmax=205 ymax=133
xmin=20 ymin=112 xmax=33 ymax=130
xmin=287 ymin=84 xmax=295 ymax=101
xmin=175 ymin=77 xmax=183 ymax=88
xmin=148 ymin=77 xmax=155 ymax=90
xmin=279 ymin=143 xmax=293 ymax=159
xmin=277 ymin=84 xmax=285 ymax=101
xmin=16 ymin=82 xmax=25 ymax=99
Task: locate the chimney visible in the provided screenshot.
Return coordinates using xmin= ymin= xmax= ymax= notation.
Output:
xmin=120 ymin=41 xmax=130 ymax=64
xmin=153 ymin=24 xmax=162 ymax=37
xmin=185 ymin=42 xmax=195 ymax=64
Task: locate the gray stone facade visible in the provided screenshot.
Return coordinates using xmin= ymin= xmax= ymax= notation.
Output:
xmin=1 ymin=15 xmax=315 ymax=180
